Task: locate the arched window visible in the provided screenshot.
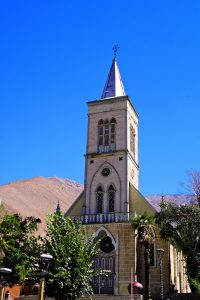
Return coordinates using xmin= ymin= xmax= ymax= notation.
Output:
xmin=96 ymin=186 xmax=104 ymax=214
xmin=104 ymin=119 xmax=110 ymax=148
xmin=98 ymin=120 xmax=104 ymax=150
xmin=98 ymin=118 xmax=116 ymax=152
xmin=130 ymin=125 xmax=136 ymax=158
xmin=110 ymin=118 xmax=116 ymax=151
xmin=108 ymin=185 xmax=115 ymax=213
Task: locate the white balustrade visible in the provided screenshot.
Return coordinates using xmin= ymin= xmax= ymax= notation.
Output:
xmin=72 ymin=212 xmax=135 ymax=224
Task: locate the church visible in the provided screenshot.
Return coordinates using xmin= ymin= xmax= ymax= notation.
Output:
xmin=66 ymin=54 xmax=190 ymax=299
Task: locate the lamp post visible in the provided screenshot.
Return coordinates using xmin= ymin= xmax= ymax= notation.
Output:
xmin=38 ymin=254 xmax=53 ymax=300
xmin=0 ymin=268 xmax=12 ymax=300
xmin=157 ymin=249 xmax=165 ymax=300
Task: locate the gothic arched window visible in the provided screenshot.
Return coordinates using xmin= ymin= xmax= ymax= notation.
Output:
xmin=104 ymin=119 xmax=110 ymax=148
xmin=98 ymin=118 xmax=117 ymax=152
xmin=96 ymin=186 xmax=104 ymax=214
xmin=108 ymin=185 xmax=115 ymax=213
xmin=130 ymin=125 xmax=136 ymax=158
xmin=110 ymin=118 xmax=116 ymax=151
xmin=98 ymin=120 xmax=104 ymax=149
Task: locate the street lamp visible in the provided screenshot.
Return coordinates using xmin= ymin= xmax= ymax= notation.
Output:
xmin=157 ymin=249 xmax=165 ymax=300
xmin=38 ymin=254 xmax=53 ymax=300
xmin=0 ymin=268 xmax=12 ymax=300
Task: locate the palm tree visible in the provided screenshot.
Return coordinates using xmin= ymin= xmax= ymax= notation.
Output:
xmin=131 ymin=212 xmax=154 ymax=300
xmin=156 ymin=200 xmax=200 ymax=293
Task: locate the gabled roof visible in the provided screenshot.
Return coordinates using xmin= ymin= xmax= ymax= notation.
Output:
xmin=129 ymin=183 xmax=157 ymax=215
xmin=101 ymin=58 xmax=126 ymax=99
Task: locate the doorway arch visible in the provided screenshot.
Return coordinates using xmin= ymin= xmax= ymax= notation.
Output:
xmin=92 ymin=227 xmax=119 ymax=295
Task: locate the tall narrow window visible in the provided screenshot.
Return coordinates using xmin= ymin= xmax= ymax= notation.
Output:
xmin=108 ymin=185 xmax=115 ymax=213
xmin=110 ymin=118 xmax=116 ymax=150
xmin=98 ymin=118 xmax=117 ymax=152
xmin=130 ymin=125 xmax=135 ymax=158
xmin=104 ymin=120 xmax=110 ymax=149
xmin=96 ymin=186 xmax=104 ymax=213
xmin=98 ymin=120 xmax=104 ymax=152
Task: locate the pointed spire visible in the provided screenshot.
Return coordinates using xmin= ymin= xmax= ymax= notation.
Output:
xmin=56 ymin=200 xmax=61 ymax=213
xmin=101 ymin=58 xmax=126 ymax=99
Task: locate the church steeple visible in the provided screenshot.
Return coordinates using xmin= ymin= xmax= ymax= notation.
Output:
xmin=101 ymin=58 xmax=126 ymax=99
xmin=84 ymin=53 xmax=139 ymax=218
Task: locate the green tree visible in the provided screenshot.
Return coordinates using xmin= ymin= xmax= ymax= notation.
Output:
xmin=41 ymin=211 xmax=98 ymax=300
xmin=131 ymin=212 xmax=155 ymax=300
xmin=0 ymin=213 xmax=41 ymax=284
xmin=156 ymin=200 xmax=200 ymax=293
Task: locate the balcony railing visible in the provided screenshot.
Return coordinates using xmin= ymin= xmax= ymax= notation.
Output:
xmin=72 ymin=212 xmax=135 ymax=224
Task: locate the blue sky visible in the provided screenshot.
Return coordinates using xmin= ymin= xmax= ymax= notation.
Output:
xmin=0 ymin=0 xmax=200 ymax=195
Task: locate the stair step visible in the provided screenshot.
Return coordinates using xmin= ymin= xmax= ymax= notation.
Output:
xmin=15 ymin=294 xmax=142 ymax=300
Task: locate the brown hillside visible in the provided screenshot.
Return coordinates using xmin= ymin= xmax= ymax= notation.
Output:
xmin=0 ymin=176 xmax=83 ymax=235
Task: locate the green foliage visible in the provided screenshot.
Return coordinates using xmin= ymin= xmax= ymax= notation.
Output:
xmin=41 ymin=212 xmax=98 ymax=300
xmin=190 ymin=278 xmax=200 ymax=295
xmin=156 ymin=201 xmax=200 ymax=292
xmin=132 ymin=212 xmax=155 ymax=246
xmin=0 ymin=213 xmax=41 ymax=284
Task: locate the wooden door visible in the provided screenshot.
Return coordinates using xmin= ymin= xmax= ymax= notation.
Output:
xmin=92 ymin=254 xmax=115 ymax=294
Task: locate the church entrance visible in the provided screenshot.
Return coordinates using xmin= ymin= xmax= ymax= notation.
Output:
xmin=92 ymin=236 xmax=116 ymax=294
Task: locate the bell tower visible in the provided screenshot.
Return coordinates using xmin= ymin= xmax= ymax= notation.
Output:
xmin=84 ymin=57 xmax=139 ymax=217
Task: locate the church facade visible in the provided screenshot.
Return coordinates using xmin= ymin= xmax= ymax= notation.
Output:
xmin=66 ymin=57 xmax=190 ymax=299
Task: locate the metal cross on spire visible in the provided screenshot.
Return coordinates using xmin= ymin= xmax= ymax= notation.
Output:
xmin=101 ymin=47 xmax=126 ymax=99
xmin=113 ymin=44 xmax=120 ymax=58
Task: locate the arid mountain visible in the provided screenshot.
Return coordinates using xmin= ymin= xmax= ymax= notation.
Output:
xmin=146 ymin=194 xmax=195 ymax=211
xmin=0 ymin=176 xmax=83 ymax=235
